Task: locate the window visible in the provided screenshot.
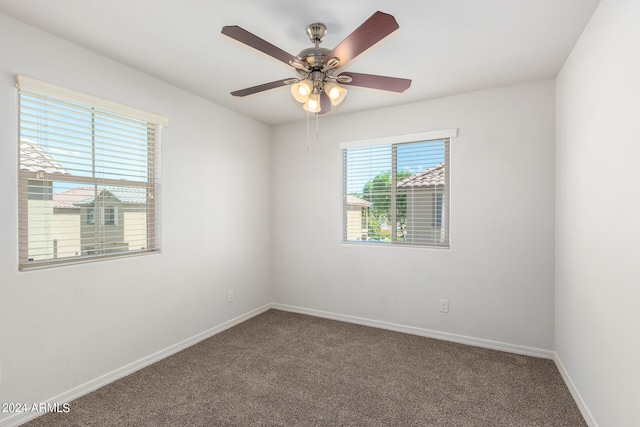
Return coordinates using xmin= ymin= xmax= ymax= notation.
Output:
xmin=341 ymin=129 xmax=456 ymax=248
xmin=104 ymin=206 xmax=117 ymax=226
xmin=86 ymin=208 xmax=95 ymax=225
xmin=17 ymin=76 xmax=169 ymax=270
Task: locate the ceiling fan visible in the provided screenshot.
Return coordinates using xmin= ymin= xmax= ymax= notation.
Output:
xmin=221 ymin=11 xmax=411 ymax=114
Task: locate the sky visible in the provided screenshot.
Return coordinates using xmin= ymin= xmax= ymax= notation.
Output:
xmin=344 ymin=139 xmax=446 ymax=194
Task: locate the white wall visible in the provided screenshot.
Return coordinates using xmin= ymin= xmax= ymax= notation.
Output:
xmin=0 ymin=13 xmax=272 ymax=422
xmin=272 ymin=80 xmax=556 ymax=351
xmin=555 ymin=0 xmax=640 ymax=425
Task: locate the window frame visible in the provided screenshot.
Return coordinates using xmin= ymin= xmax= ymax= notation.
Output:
xmin=17 ymin=75 xmax=169 ymax=270
xmin=340 ymin=129 xmax=457 ymax=248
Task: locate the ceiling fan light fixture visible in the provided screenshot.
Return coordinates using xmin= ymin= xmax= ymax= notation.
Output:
xmin=303 ymin=92 xmax=321 ymax=113
xmin=324 ymin=82 xmax=347 ymax=106
xmin=291 ymin=80 xmax=313 ymax=103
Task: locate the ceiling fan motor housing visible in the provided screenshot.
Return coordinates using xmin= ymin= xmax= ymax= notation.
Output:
xmin=296 ymin=47 xmax=330 ymax=72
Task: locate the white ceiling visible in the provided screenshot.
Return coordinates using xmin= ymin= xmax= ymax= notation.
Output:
xmin=0 ymin=0 xmax=600 ymax=126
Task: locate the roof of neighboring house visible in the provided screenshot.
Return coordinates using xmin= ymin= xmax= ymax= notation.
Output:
xmin=53 ymin=186 xmax=97 ymax=209
xmin=346 ymin=194 xmax=372 ymax=207
xmin=397 ymin=163 xmax=446 ymax=189
xmin=100 ymin=187 xmax=147 ymax=205
xmin=20 ymin=139 xmax=69 ymax=175
xmin=53 ymin=186 xmax=147 ymax=208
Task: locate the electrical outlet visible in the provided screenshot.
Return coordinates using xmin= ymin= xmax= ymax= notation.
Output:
xmin=439 ymin=299 xmax=449 ymax=313
xmin=227 ymin=290 xmax=234 ymax=303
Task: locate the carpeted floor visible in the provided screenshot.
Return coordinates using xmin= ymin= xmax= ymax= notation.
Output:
xmin=24 ymin=309 xmax=585 ymax=426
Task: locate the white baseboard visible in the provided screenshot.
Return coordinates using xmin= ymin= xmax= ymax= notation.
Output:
xmin=553 ymin=353 xmax=598 ymax=427
xmin=271 ymin=303 xmax=555 ymax=359
xmin=0 ymin=304 xmax=272 ymax=427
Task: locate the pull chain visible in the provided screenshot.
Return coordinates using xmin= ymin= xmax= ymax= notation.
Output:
xmin=306 ymin=111 xmax=310 ymax=154
xmin=305 ymin=111 xmax=320 ymax=155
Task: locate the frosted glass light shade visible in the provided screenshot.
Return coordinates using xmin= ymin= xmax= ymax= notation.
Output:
xmin=324 ymin=82 xmax=347 ymax=106
xmin=303 ymin=93 xmax=321 ymax=113
xmin=291 ymin=80 xmax=313 ymax=103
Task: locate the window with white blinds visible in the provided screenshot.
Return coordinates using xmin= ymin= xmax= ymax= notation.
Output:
xmin=341 ymin=130 xmax=456 ymax=248
xmin=17 ymin=76 xmax=169 ymax=270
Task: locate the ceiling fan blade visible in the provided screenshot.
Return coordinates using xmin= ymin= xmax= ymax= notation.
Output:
xmin=231 ymin=78 xmax=293 ymax=97
xmin=324 ymin=11 xmax=399 ymax=69
xmin=319 ymin=91 xmax=332 ymax=114
xmin=222 ymin=26 xmax=300 ymax=66
xmin=339 ymin=72 xmax=411 ymax=93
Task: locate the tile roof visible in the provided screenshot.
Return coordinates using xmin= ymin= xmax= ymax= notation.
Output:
xmin=346 ymin=194 xmax=372 ymax=207
xmin=53 ymin=186 xmax=147 ymax=208
xmin=20 ymin=139 xmax=69 ymax=175
xmin=100 ymin=187 xmax=147 ymax=204
xmin=397 ymin=163 xmax=446 ymax=189
xmin=53 ymin=186 xmax=97 ymax=209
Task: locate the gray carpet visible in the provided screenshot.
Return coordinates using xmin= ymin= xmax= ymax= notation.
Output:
xmin=25 ymin=309 xmax=585 ymax=426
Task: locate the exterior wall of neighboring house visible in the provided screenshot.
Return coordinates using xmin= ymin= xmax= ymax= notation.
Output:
xmin=396 ymin=163 xmax=447 ymax=246
xmin=80 ymin=193 xmax=128 ymax=255
xmin=26 ymin=180 xmax=53 ymax=261
xmin=346 ymin=207 xmax=366 ymax=240
xmin=22 ymin=141 xmax=71 ymax=261
xmin=77 ymin=191 xmax=147 ymax=255
xmin=51 ymin=207 xmax=81 ymax=258
xmin=345 ymin=195 xmax=371 ymax=241
xmin=124 ymin=211 xmax=147 ymax=251
xmin=402 ymin=187 xmax=446 ymax=245
xmin=27 ymin=201 xmax=53 ymax=260
xmin=26 ymin=182 xmax=83 ymax=261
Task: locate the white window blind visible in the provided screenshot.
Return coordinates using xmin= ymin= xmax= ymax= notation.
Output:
xmin=341 ymin=130 xmax=455 ymax=248
xmin=17 ymin=76 xmax=169 ymax=270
